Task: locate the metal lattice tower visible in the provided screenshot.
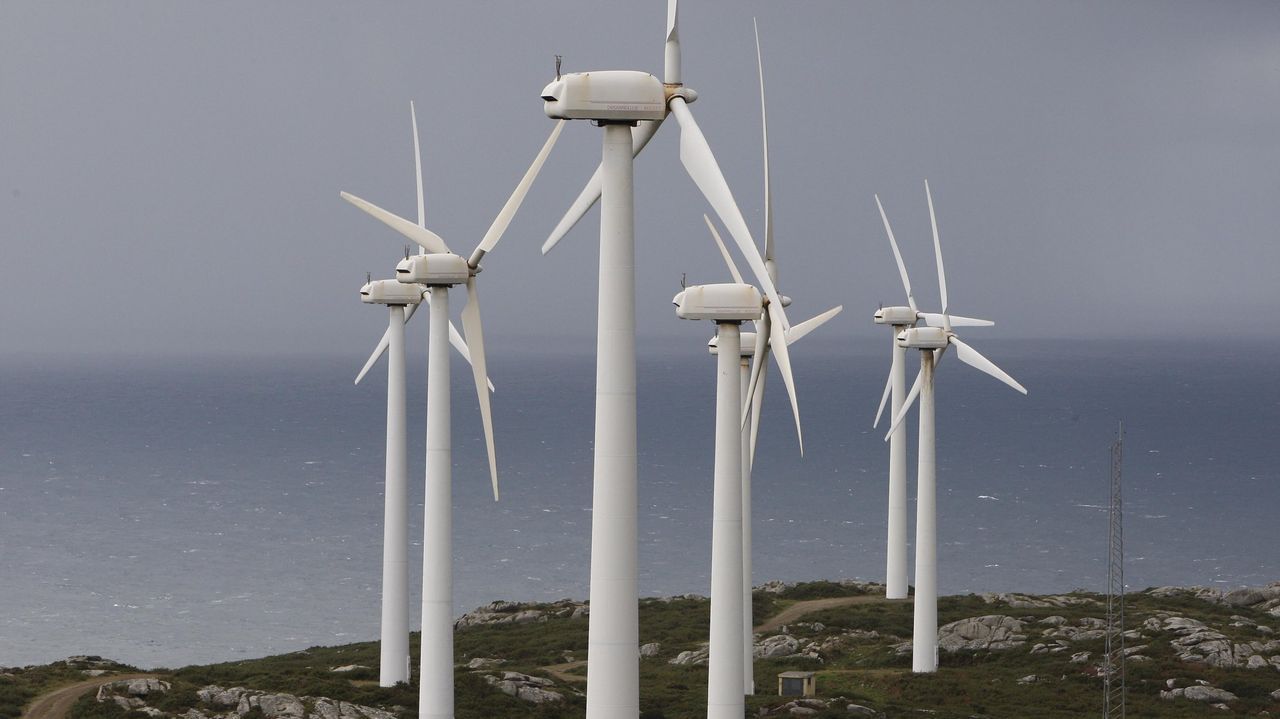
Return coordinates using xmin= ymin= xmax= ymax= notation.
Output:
xmin=1103 ymin=423 xmax=1126 ymax=719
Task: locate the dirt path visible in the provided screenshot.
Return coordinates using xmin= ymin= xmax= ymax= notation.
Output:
xmin=539 ymin=660 xmax=587 ymax=685
xmin=754 ymin=595 xmax=910 ymax=634
xmin=22 ymin=673 xmax=156 ymax=719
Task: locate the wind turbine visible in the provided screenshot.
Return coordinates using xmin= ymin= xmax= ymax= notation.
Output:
xmin=358 ymin=275 xmax=424 ymax=688
xmin=870 ymin=195 xmax=991 ymax=601
xmin=348 ymin=103 xmax=495 ymax=689
xmin=340 ymin=117 xmax=564 ymax=719
xmin=881 ymin=181 xmax=1027 ymax=673
xmin=703 ymin=207 xmax=839 ymax=697
xmin=716 ymin=20 xmax=844 ymax=692
xmin=537 ymin=2 xmax=798 ymax=715
xmin=673 ymin=282 xmax=767 ymax=719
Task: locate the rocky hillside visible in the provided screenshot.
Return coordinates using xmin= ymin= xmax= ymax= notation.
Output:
xmin=8 ymin=580 xmax=1280 ymax=718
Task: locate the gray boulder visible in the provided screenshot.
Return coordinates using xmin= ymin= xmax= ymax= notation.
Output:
xmin=937 ymin=615 xmax=1028 ymax=652
xmin=1182 ymin=685 xmax=1238 ymax=703
xmin=484 ymin=673 xmax=563 ymax=704
xmin=755 ymin=634 xmax=801 ymax=659
xmin=670 ymin=647 xmax=709 ymax=666
xmin=1223 ymin=584 xmax=1280 ymax=608
xmin=255 ymin=693 xmax=306 ymax=719
xmin=196 ymin=686 xmax=245 ymax=707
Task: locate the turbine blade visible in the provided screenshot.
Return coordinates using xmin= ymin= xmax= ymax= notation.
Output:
xmin=872 ymin=365 xmax=893 ymax=428
xmin=421 ymin=292 xmax=495 ymax=392
xmin=754 ymin=18 xmax=774 ymax=279
xmin=950 ymin=336 xmax=1027 ymax=395
xmin=669 ymin=98 xmax=789 ymax=330
xmin=920 ymin=312 xmax=992 ymax=328
xmin=875 ymin=194 xmax=917 ymax=314
xmin=411 ymin=101 xmax=425 ymax=229
xmin=542 ymin=118 xmax=664 ymax=254
xmin=340 ymin=191 xmax=450 ymax=254
xmin=665 ymin=0 xmax=680 ymax=85
xmin=473 ymin=120 xmax=565 ymax=261
xmin=785 ymin=305 xmax=842 ymax=345
xmin=883 ymin=366 xmax=924 ymax=442
xmin=462 ymin=277 xmax=500 ymax=500
xmin=703 ymin=214 xmax=745 ymax=284
xmin=748 ymin=359 xmax=766 ymax=466
xmin=925 ymin=179 xmax=949 ymax=329
xmin=354 ymin=302 xmax=420 ymax=386
xmin=741 ymin=318 xmax=769 ymax=428
xmin=767 ymin=302 xmax=802 ymax=455
xmin=355 ymin=331 xmax=389 ymax=386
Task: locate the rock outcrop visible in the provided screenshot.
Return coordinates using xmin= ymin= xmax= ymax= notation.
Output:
xmin=454 ymin=599 xmax=586 ymax=629
xmin=980 ymin=592 xmax=1098 ymax=609
xmin=1149 ymin=582 xmax=1280 ymax=618
xmin=937 ymin=615 xmax=1028 ymax=652
xmin=96 ymin=684 xmax=395 ymax=719
xmin=1158 ymin=615 xmax=1280 ymax=668
xmin=669 ymin=646 xmax=709 ymax=666
xmin=483 ymin=672 xmax=563 ymax=704
xmin=1160 ymin=684 xmax=1238 ymax=703
xmin=755 ymin=697 xmax=883 ymax=717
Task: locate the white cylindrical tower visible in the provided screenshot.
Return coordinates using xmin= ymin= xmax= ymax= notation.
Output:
xmin=420 ymin=287 xmax=454 ymax=717
xmin=912 ymin=351 xmax=938 ymax=673
xmin=739 ymin=356 xmax=754 ymax=695
xmin=886 ymin=329 xmax=910 ymax=599
xmin=708 ymin=323 xmax=745 ymax=719
xmin=380 ymin=305 xmax=410 ymax=686
xmin=585 ymin=122 xmax=639 ymax=719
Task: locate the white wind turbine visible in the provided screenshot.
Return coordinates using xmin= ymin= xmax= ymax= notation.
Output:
xmin=349 ymin=103 xmax=495 ymax=689
xmin=870 ymin=195 xmax=991 ymax=601
xmin=340 ymin=117 xmax=564 ymax=719
xmin=703 ymin=212 xmax=840 ymax=697
xmin=353 ymin=104 xmax=494 ymax=392
xmin=679 ymin=279 xmax=837 ymax=716
xmin=729 ymin=23 xmax=844 ymax=693
xmin=703 ymin=292 xmax=839 ymax=695
xmin=674 ymin=282 xmax=767 ymax=719
xmin=881 ymin=181 xmax=1027 ymax=673
xmin=358 ymin=274 xmax=423 ymax=688
xmin=537 ymin=2 xmax=798 ymax=715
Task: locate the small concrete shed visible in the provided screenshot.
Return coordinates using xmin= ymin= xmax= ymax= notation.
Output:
xmin=777 ymin=670 xmax=816 ymax=697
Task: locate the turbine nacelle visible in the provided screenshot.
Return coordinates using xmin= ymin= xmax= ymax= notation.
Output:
xmin=707 ymin=331 xmax=756 ymax=357
xmin=396 ymin=253 xmax=471 ymax=286
xmin=542 ymin=71 xmax=667 ymax=122
xmin=361 ymin=279 xmax=425 ymax=305
xmin=875 ymin=306 xmax=917 ymax=325
xmin=897 ymin=326 xmax=948 ymax=349
xmin=673 ymin=283 xmax=762 ymax=322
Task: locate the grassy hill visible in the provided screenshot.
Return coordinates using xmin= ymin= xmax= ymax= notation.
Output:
xmin=6 ymin=581 xmax=1280 ymax=718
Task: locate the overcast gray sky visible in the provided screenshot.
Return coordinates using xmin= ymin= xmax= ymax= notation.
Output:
xmin=3 ymin=1 xmax=1278 ymax=359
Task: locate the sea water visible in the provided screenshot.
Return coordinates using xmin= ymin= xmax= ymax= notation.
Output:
xmin=0 ymin=339 xmax=1276 ymax=668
